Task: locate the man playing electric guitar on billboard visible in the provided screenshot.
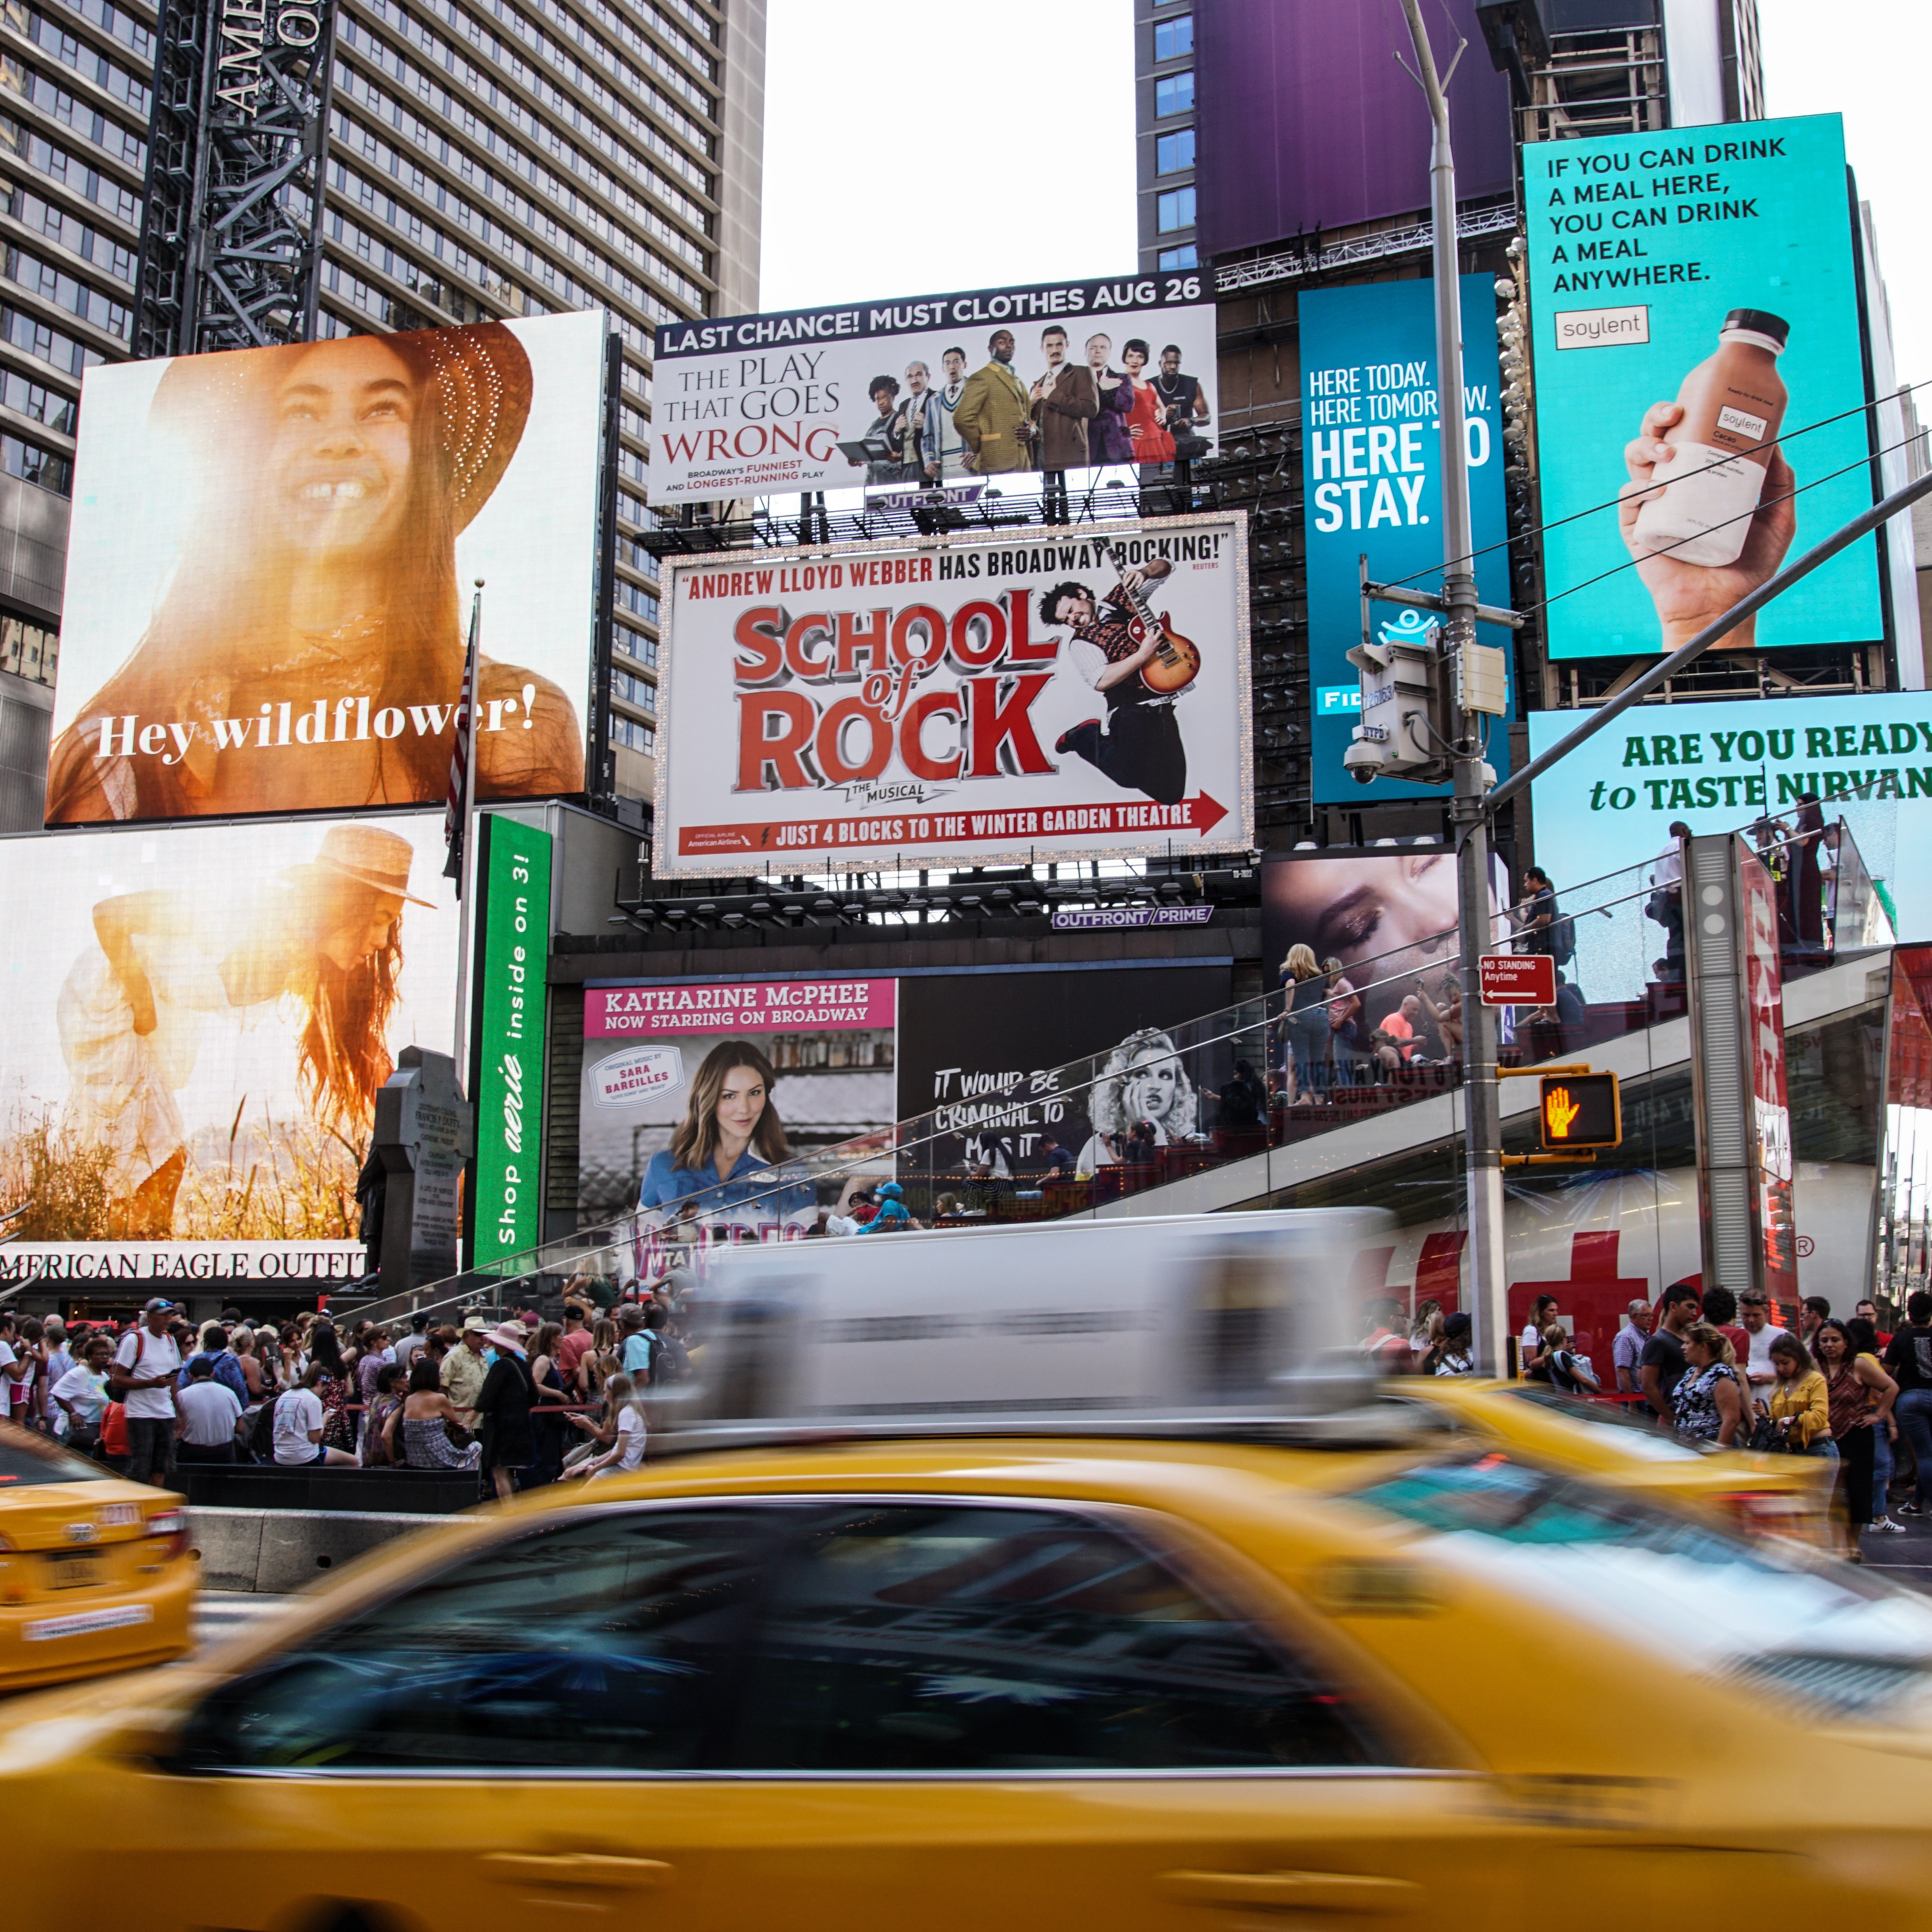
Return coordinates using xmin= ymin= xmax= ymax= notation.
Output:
xmin=1038 ymin=554 xmax=1196 ymax=806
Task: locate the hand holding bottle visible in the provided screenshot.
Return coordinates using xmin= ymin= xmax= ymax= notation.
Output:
xmin=1619 ymin=399 xmax=1796 ymax=651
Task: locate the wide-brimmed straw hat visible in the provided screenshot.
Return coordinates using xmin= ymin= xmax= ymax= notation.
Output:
xmin=150 ymin=320 xmax=533 ymax=534
xmin=288 ymin=824 xmax=434 ymax=907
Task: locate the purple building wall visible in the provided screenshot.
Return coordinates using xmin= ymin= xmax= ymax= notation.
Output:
xmin=1197 ymin=0 xmax=1516 ymax=258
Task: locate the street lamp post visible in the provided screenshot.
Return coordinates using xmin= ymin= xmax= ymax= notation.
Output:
xmin=1397 ymin=0 xmax=1511 ymax=1375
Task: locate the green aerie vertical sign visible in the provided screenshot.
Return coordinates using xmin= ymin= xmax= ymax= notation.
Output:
xmin=472 ymin=813 xmax=551 ymax=1267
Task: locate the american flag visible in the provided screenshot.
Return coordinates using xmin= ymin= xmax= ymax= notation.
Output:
xmin=442 ymin=592 xmax=480 ymax=888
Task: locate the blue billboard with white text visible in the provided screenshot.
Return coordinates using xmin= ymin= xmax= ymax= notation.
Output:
xmin=1301 ymin=277 xmax=1512 ymax=801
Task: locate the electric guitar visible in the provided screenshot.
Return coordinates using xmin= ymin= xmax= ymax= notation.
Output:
xmin=1097 ymin=541 xmax=1201 ymax=696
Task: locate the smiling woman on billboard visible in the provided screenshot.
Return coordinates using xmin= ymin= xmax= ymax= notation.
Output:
xmin=44 ymin=320 xmax=589 ymax=824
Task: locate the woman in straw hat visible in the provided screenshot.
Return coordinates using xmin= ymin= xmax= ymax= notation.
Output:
xmin=46 ymin=322 xmax=582 ymax=823
xmin=58 ymin=821 xmax=432 ymax=1237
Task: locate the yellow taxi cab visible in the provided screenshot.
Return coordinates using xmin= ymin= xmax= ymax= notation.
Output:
xmin=1391 ymin=1375 xmax=1835 ymax=1545
xmin=0 ymin=1423 xmax=195 ymax=1690
xmin=2 ymin=1430 xmax=1930 ymax=1932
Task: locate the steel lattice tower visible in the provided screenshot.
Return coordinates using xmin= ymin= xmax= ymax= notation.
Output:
xmin=132 ymin=0 xmax=336 ymax=358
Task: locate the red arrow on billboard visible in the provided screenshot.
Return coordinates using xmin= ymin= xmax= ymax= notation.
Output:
xmin=1189 ymin=791 xmax=1227 ymax=836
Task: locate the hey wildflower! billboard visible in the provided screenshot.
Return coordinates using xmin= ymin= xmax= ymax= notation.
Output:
xmin=45 ymin=311 xmax=605 ymax=825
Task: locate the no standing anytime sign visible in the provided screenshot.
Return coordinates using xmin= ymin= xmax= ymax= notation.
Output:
xmin=651 ymin=515 xmax=1253 ymax=876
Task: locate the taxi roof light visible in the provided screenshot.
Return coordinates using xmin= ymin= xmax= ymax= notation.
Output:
xmin=659 ymin=1210 xmax=1424 ymax=1455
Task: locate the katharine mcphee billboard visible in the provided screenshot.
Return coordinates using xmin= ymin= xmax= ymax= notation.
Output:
xmin=44 ymin=311 xmax=606 ymax=827
xmin=652 ymin=514 xmax=1254 ymax=876
xmin=0 ymin=811 xmax=458 ymax=1269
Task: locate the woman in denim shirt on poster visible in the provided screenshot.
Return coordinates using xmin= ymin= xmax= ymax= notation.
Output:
xmin=637 ymin=1040 xmax=812 ymax=1236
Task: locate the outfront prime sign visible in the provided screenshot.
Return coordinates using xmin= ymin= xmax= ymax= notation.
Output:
xmin=652 ymin=516 xmax=1253 ymax=876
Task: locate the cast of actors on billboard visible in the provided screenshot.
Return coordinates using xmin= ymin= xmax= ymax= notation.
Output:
xmin=45 ymin=316 xmax=600 ymax=826
xmin=649 ymin=274 xmax=1217 ymax=501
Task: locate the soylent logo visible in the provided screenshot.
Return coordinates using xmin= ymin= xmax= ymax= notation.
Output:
xmin=1554 ymin=305 xmax=1650 ymax=349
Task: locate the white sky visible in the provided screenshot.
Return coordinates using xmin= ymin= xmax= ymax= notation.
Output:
xmin=757 ymin=0 xmax=1138 ymax=308
xmin=758 ymin=1 xmax=1930 ymax=396
xmin=1759 ymin=0 xmax=1932 ymax=396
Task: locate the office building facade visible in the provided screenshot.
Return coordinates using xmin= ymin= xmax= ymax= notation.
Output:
xmin=0 ymin=0 xmax=764 ymax=825
xmin=1133 ymin=0 xmax=1195 ymax=275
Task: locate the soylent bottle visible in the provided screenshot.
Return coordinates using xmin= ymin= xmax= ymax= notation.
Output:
xmin=1631 ymin=308 xmax=1789 ymax=568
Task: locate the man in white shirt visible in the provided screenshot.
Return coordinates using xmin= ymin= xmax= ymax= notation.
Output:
xmin=932 ymin=346 xmax=971 ymax=478
xmin=176 ymin=1356 xmax=243 ymax=1464
xmin=272 ymin=1366 xmax=356 ymax=1467
xmin=1738 ymin=1289 xmax=1791 ymax=1386
xmin=112 ymin=1297 xmax=184 ymax=1486
xmin=1650 ymin=819 xmax=1692 ymax=977
xmin=51 ymin=1334 xmax=113 ymax=1453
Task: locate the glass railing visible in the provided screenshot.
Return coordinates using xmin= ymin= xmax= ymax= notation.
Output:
xmin=343 ymin=808 xmax=1889 ymax=1329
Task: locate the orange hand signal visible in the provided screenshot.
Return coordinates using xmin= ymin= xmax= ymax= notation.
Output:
xmin=1545 ymin=1086 xmax=1581 ymax=1139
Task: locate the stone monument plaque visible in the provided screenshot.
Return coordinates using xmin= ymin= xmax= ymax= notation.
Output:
xmin=373 ymin=1047 xmax=476 ymax=1294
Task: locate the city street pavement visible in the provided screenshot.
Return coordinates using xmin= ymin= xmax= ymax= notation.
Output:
xmin=1862 ymin=1507 xmax=1932 ymax=1593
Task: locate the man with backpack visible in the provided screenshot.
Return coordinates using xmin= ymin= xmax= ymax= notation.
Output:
xmin=111 ymin=1297 xmax=184 ymax=1486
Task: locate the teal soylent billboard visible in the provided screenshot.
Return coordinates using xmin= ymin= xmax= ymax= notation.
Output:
xmin=1525 ymin=113 xmax=1880 ymax=661
xmin=470 ymin=814 xmax=551 ymax=1265
xmin=1525 ymin=694 xmax=1932 ymax=963
xmin=1301 ymin=277 xmax=1512 ymax=801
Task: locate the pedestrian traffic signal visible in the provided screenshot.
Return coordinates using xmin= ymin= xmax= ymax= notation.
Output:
xmin=1539 ymin=1072 xmax=1620 ymax=1150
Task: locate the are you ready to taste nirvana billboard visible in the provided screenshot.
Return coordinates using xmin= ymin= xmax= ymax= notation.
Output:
xmin=1528 ymin=693 xmax=1932 ymax=980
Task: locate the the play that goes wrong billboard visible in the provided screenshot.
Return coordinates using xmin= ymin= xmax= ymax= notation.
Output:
xmin=653 ymin=516 xmax=1253 ymax=875
xmin=45 ymin=310 xmax=607 ymax=826
xmin=649 ymin=274 xmax=1219 ymax=503
xmin=1524 ymin=112 xmax=1881 ymax=661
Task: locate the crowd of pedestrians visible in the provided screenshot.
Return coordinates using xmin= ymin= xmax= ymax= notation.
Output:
xmin=1362 ymin=1280 xmax=1926 ymax=1560
xmin=0 ymin=1277 xmax=696 ymax=1498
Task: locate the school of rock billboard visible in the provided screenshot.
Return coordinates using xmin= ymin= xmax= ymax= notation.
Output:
xmin=653 ymin=515 xmax=1253 ymax=876
xmin=0 ymin=810 xmax=459 ymax=1286
xmin=648 ymin=274 xmax=1219 ymax=503
xmin=44 ymin=310 xmax=606 ymax=826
